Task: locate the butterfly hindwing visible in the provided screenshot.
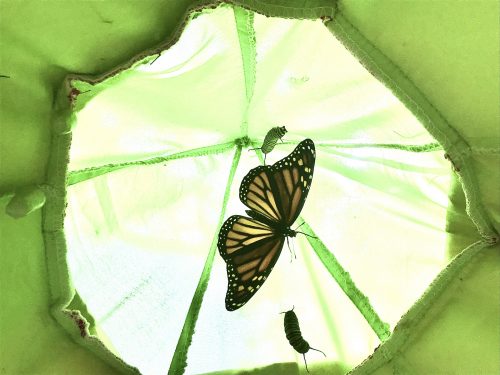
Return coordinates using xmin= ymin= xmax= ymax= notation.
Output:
xmin=240 ymin=139 xmax=315 ymax=226
xmin=218 ymin=215 xmax=285 ymax=311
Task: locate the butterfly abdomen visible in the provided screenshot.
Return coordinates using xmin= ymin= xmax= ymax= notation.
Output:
xmin=284 ymin=309 xmax=310 ymax=353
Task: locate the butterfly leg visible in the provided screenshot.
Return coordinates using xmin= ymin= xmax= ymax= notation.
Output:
xmin=286 ymin=237 xmax=296 ymax=262
xmin=286 ymin=237 xmax=293 ymax=262
xmin=296 ymin=231 xmax=317 ymax=239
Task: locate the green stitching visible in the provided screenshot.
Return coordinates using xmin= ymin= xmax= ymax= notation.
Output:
xmin=234 ymin=6 xmax=256 ymax=136
xmin=298 ymin=219 xmax=392 ymax=342
xmin=329 ymin=12 xmax=498 ymax=243
xmin=168 ymin=146 xmax=241 ymax=375
xmin=67 ymin=141 xmax=236 ymax=186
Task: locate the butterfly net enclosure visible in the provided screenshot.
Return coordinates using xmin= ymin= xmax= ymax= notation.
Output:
xmin=1 ymin=1 xmax=499 ymax=375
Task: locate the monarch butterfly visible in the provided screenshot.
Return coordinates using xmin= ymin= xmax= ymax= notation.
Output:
xmin=282 ymin=307 xmax=326 ymax=373
xmin=250 ymin=126 xmax=288 ymax=164
xmin=218 ymin=139 xmax=315 ymax=311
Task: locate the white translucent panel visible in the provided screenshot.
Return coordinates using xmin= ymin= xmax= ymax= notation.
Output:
xmin=66 ymin=5 xmax=451 ymax=375
xmin=66 ymin=153 xmax=234 ymax=374
xmin=248 ymin=16 xmax=432 ymax=145
xmin=69 ymin=7 xmax=245 ymax=171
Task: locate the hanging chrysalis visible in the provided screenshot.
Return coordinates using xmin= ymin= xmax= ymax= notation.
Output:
xmin=282 ymin=307 xmax=326 ymax=373
xmin=250 ymin=126 xmax=287 ymax=164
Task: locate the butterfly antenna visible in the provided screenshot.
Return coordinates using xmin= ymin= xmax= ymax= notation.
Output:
xmin=309 ymin=347 xmax=327 ymax=357
xmin=296 ymin=231 xmax=317 ymax=239
xmin=303 ymin=353 xmax=310 ymax=374
xmin=294 ymin=222 xmax=306 ymax=231
xmin=279 ymin=305 xmax=294 ymax=314
xmin=264 ymin=154 xmax=267 ymax=165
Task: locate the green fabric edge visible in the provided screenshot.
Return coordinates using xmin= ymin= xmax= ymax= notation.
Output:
xmin=234 ymin=6 xmax=256 ymax=136
xmin=316 ymin=141 xmax=442 ymax=153
xmin=42 ymin=85 xmax=141 ymax=374
xmin=299 ymin=220 xmax=391 ymax=342
xmin=66 ymin=141 xmax=236 ymax=186
xmin=67 ymin=291 xmax=98 ymax=336
xmin=327 ymin=10 xmax=499 ymax=244
xmin=325 ymin=7 xmax=499 ymax=373
xmin=64 ymin=1 xmax=337 ymax=87
xmin=67 ymin=140 xmax=441 ymax=186
xmin=168 ymin=147 xmax=242 ymax=375
xmin=347 ymin=239 xmax=492 ymax=375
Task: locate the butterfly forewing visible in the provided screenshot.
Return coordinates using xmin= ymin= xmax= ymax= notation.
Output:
xmin=241 ymin=139 xmax=315 ymax=226
xmin=218 ymin=215 xmax=285 ymax=311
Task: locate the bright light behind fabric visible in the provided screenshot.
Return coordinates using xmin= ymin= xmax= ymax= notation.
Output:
xmin=66 ymin=5 xmax=450 ymax=375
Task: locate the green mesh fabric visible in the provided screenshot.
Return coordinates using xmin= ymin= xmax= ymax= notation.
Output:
xmin=1 ymin=1 xmax=498 ymax=375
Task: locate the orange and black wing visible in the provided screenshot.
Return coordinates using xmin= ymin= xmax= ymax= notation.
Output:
xmin=241 ymin=138 xmax=315 ymax=226
xmin=218 ymin=215 xmax=285 ymax=311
